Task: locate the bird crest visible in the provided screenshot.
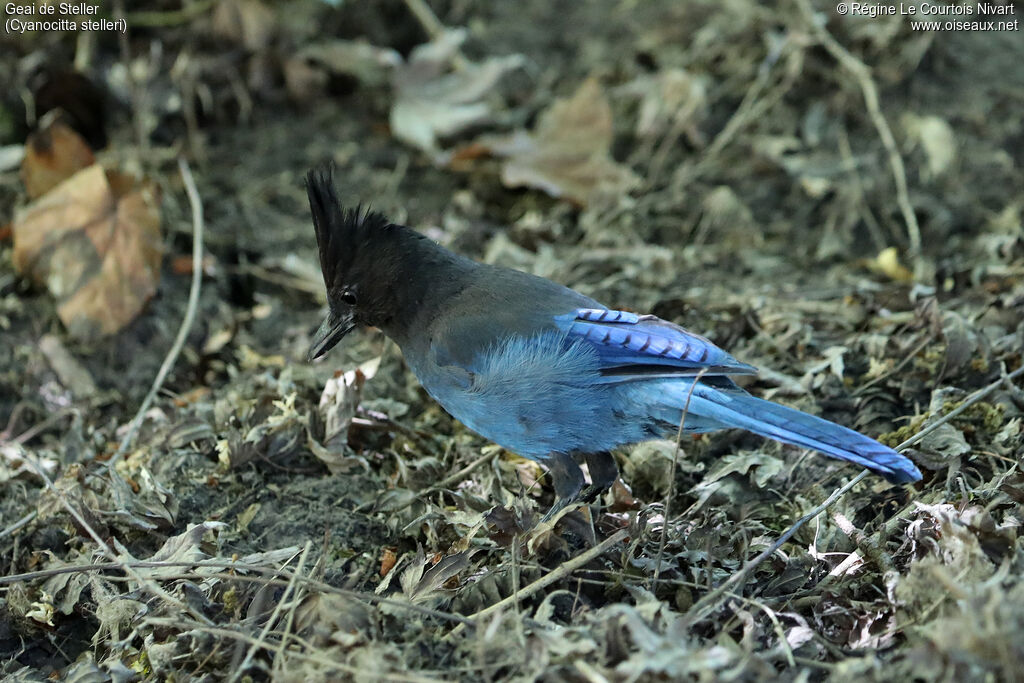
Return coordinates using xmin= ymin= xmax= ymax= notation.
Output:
xmin=305 ymin=163 xmax=390 ymax=288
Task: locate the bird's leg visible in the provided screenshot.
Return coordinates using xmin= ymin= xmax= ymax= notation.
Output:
xmin=541 ymin=451 xmax=585 ymax=521
xmin=580 ymin=451 xmax=618 ymax=503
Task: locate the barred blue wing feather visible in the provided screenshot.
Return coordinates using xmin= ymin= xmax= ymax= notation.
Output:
xmin=554 ymin=308 xmax=757 ymax=379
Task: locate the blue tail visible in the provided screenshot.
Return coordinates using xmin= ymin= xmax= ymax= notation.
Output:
xmin=681 ymin=384 xmax=922 ymax=483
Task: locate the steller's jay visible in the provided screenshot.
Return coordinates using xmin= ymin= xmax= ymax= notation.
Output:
xmin=305 ymin=164 xmax=921 ymax=514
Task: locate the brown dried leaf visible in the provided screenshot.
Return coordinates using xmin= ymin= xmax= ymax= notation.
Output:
xmin=390 ymin=29 xmax=523 ymax=156
xmin=307 ymin=358 xmax=380 ymax=473
xmin=485 ymin=505 xmax=529 ymax=546
xmin=380 ymin=547 xmax=398 ymax=577
xmin=13 ymin=164 xmax=163 ymax=341
xmin=481 ymin=77 xmax=640 ymax=206
xmin=21 ymin=114 xmax=95 ymax=200
xmin=399 ymin=548 xmax=477 ymax=605
xmin=318 ymin=357 xmax=381 ymax=447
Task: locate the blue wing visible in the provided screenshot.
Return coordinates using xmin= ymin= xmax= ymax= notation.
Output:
xmin=553 ymin=308 xmax=757 ymax=380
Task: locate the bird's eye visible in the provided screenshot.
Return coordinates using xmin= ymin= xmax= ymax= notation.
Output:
xmin=340 ymin=291 xmax=357 ymax=305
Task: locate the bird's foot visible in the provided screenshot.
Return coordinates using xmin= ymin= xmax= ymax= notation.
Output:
xmin=531 ymin=496 xmax=594 ymax=548
xmin=581 ymin=451 xmax=618 ymax=505
xmin=579 ymin=482 xmax=609 ymax=505
xmin=539 ymin=479 xmax=614 ymax=526
xmin=535 ymin=451 xmax=617 ymax=535
xmin=538 ymin=496 xmax=580 ymax=525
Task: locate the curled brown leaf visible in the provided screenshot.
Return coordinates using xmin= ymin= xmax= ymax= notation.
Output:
xmin=13 ymin=164 xmax=163 ymax=341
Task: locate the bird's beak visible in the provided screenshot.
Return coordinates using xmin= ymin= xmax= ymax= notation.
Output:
xmin=308 ymin=311 xmax=356 ymax=361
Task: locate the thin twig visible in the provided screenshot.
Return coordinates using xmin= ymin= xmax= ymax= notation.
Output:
xmin=0 ymin=511 xmax=37 ymax=539
xmin=109 ymin=158 xmax=204 ymax=467
xmin=5 ymin=407 xmax=77 ymax=445
xmin=682 ymin=469 xmax=869 ymax=626
xmin=797 ymin=0 xmax=922 ymax=269
xmin=672 ymin=35 xmax=797 ymax=190
xmin=832 ymin=511 xmax=895 ymax=575
xmin=145 ymin=618 xmax=444 ymax=683
xmin=653 ymin=368 xmax=707 ymax=585
xmin=231 ymin=541 xmax=311 ymax=683
xmin=449 ymin=529 xmax=629 ymax=638
xmin=436 ymin=450 xmax=496 ymax=490
xmin=113 ymin=0 xmax=148 ymax=155
xmin=855 ymin=332 xmax=934 ymax=394
xmin=403 ymin=0 xmax=446 ymax=39
xmin=402 ymin=0 xmax=468 ymax=70
xmin=0 ymin=402 xmax=31 ymax=442
xmin=895 ymin=365 xmax=1024 ymax=451
xmin=682 ymin=362 xmax=1024 ymax=624
xmin=234 ymin=262 xmax=323 ymax=299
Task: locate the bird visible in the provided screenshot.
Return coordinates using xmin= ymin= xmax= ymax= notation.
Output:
xmin=304 ymin=164 xmax=921 ymax=515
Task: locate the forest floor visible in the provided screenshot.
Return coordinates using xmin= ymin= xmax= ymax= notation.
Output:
xmin=1 ymin=0 xmax=1023 ymax=680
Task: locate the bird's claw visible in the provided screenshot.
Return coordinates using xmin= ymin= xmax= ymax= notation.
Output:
xmin=538 ymin=497 xmax=577 ymax=525
xmin=579 ymin=483 xmax=606 ymax=504
xmin=539 ymin=484 xmax=609 ymax=526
